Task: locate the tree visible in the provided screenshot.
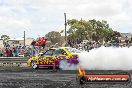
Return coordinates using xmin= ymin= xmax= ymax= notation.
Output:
xmin=1 ymin=35 xmax=10 ymax=46
xmin=111 ymin=31 xmax=121 ymax=43
xmin=67 ymin=19 xmax=92 ymax=41
xmin=66 ymin=19 xmax=119 ymax=43
xmin=60 ymin=30 xmax=64 ymax=33
xmin=45 ymin=31 xmax=64 ymax=46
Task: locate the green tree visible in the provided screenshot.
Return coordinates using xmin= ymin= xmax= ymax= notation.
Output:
xmin=45 ymin=31 xmax=64 ymax=46
xmin=60 ymin=30 xmax=64 ymax=34
xmin=67 ymin=19 xmax=119 ymax=43
xmin=1 ymin=35 xmax=10 ymax=45
xmin=67 ymin=19 xmax=92 ymax=41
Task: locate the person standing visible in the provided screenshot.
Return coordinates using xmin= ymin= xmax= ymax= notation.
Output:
xmin=0 ymin=48 xmax=3 ymax=57
xmin=15 ymin=46 xmax=19 ymax=57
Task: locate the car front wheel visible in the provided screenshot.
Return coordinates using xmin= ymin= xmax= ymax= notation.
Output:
xmin=31 ymin=61 xmax=38 ymax=69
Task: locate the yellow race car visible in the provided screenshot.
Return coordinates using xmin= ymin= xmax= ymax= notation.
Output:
xmin=27 ymin=47 xmax=81 ymax=69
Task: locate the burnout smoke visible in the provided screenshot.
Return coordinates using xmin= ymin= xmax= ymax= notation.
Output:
xmin=78 ymin=46 xmax=132 ymax=70
xmin=59 ymin=60 xmax=79 ymax=70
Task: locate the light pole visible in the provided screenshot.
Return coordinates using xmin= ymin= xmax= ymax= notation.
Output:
xmin=24 ymin=31 xmax=26 ymax=48
xmin=23 ymin=31 xmax=26 ymax=57
xmin=64 ymin=13 xmax=67 ymax=46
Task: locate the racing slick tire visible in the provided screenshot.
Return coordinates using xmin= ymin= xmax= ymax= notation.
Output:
xmin=59 ymin=60 xmax=79 ymax=70
xmin=59 ymin=60 xmax=72 ymax=70
xmin=59 ymin=60 xmax=70 ymax=70
xmin=31 ymin=60 xmax=38 ymax=69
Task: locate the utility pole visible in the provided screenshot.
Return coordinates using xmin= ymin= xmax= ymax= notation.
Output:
xmin=64 ymin=13 xmax=67 ymax=46
xmin=24 ymin=31 xmax=25 ymax=48
xmin=81 ymin=18 xmax=82 ymax=24
xmin=81 ymin=18 xmax=83 ymax=41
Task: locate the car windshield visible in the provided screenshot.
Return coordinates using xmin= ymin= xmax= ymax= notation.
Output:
xmin=66 ymin=47 xmax=82 ymax=53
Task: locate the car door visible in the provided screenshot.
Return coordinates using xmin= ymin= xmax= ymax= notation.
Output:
xmin=39 ymin=49 xmax=54 ymax=67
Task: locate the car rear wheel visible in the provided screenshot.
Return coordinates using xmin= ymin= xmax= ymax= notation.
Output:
xmin=31 ymin=61 xmax=38 ymax=69
xmin=59 ymin=60 xmax=79 ymax=70
xmin=59 ymin=60 xmax=68 ymax=70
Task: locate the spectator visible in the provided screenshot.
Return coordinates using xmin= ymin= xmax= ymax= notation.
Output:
xmin=15 ymin=47 xmax=19 ymax=57
xmin=0 ymin=48 xmax=3 ymax=57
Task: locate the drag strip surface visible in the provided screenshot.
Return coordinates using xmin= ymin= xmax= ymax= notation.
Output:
xmin=0 ymin=67 xmax=132 ymax=88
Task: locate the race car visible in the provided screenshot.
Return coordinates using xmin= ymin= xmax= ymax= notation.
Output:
xmin=27 ymin=47 xmax=81 ymax=69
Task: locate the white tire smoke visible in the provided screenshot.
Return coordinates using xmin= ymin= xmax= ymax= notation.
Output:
xmin=78 ymin=46 xmax=132 ymax=70
xmin=59 ymin=60 xmax=79 ymax=70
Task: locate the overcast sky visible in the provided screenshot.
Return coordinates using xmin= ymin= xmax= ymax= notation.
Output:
xmin=0 ymin=0 xmax=132 ymax=38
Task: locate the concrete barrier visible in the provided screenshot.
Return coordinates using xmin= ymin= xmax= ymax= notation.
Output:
xmin=0 ymin=57 xmax=29 ymax=67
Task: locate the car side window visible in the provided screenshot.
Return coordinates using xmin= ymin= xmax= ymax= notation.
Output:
xmin=54 ymin=49 xmax=67 ymax=55
xmin=54 ymin=49 xmax=62 ymax=55
xmin=44 ymin=50 xmax=54 ymax=56
xmin=60 ymin=49 xmax=67 ymax=55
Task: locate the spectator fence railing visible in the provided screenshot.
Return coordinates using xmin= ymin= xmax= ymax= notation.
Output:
xmin=0 ymin=57 xmax=29 ymax=67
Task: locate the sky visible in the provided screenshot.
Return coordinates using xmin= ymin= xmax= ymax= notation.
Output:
xmin=0 ymin=0 xmax=132 ymax=39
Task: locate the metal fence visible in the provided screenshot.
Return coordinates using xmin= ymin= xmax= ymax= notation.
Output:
xmin=0 ymin=57 xmax=29 ymax=67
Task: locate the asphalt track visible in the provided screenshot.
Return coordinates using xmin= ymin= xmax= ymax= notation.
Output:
xmin=0 ymin=67 xmax=132 ymax=88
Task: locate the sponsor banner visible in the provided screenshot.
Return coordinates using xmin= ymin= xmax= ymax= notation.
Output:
xmin=85 ymin=74 xmax=130 ymax=83
xmin=77 ymin=67 xmax=131 ymax=84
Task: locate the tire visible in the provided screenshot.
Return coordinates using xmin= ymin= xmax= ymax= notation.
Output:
xmin=31 ymin=61 xmax=38 ymax=69
xmin=59 ymin=60 xmax=79 ymax=70
xmin=59 ymin=60 xmax=68 ymax=70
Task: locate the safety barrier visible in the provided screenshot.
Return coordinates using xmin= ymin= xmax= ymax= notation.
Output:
xmin=0 ymin=57 xmax=29 ymax=67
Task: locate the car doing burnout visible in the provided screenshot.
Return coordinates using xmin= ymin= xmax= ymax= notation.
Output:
xmin=27 ymin=47 xmax=81 ymax=69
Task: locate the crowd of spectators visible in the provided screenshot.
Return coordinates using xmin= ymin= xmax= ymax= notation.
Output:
xmin=0 ymin=45 xmax=44 ymax=57
xmin=0 ymin=38 xmax=131 ymax=57
xmin=67 ymin=39 xmax=132 ymax=52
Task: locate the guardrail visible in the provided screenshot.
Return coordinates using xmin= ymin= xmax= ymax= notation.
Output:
xmin=0 ymin=57 xmax=29 ymax=67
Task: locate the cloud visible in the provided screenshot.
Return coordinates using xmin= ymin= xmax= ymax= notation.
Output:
xmin=0 ymin=0 xmax=132 ymax=38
